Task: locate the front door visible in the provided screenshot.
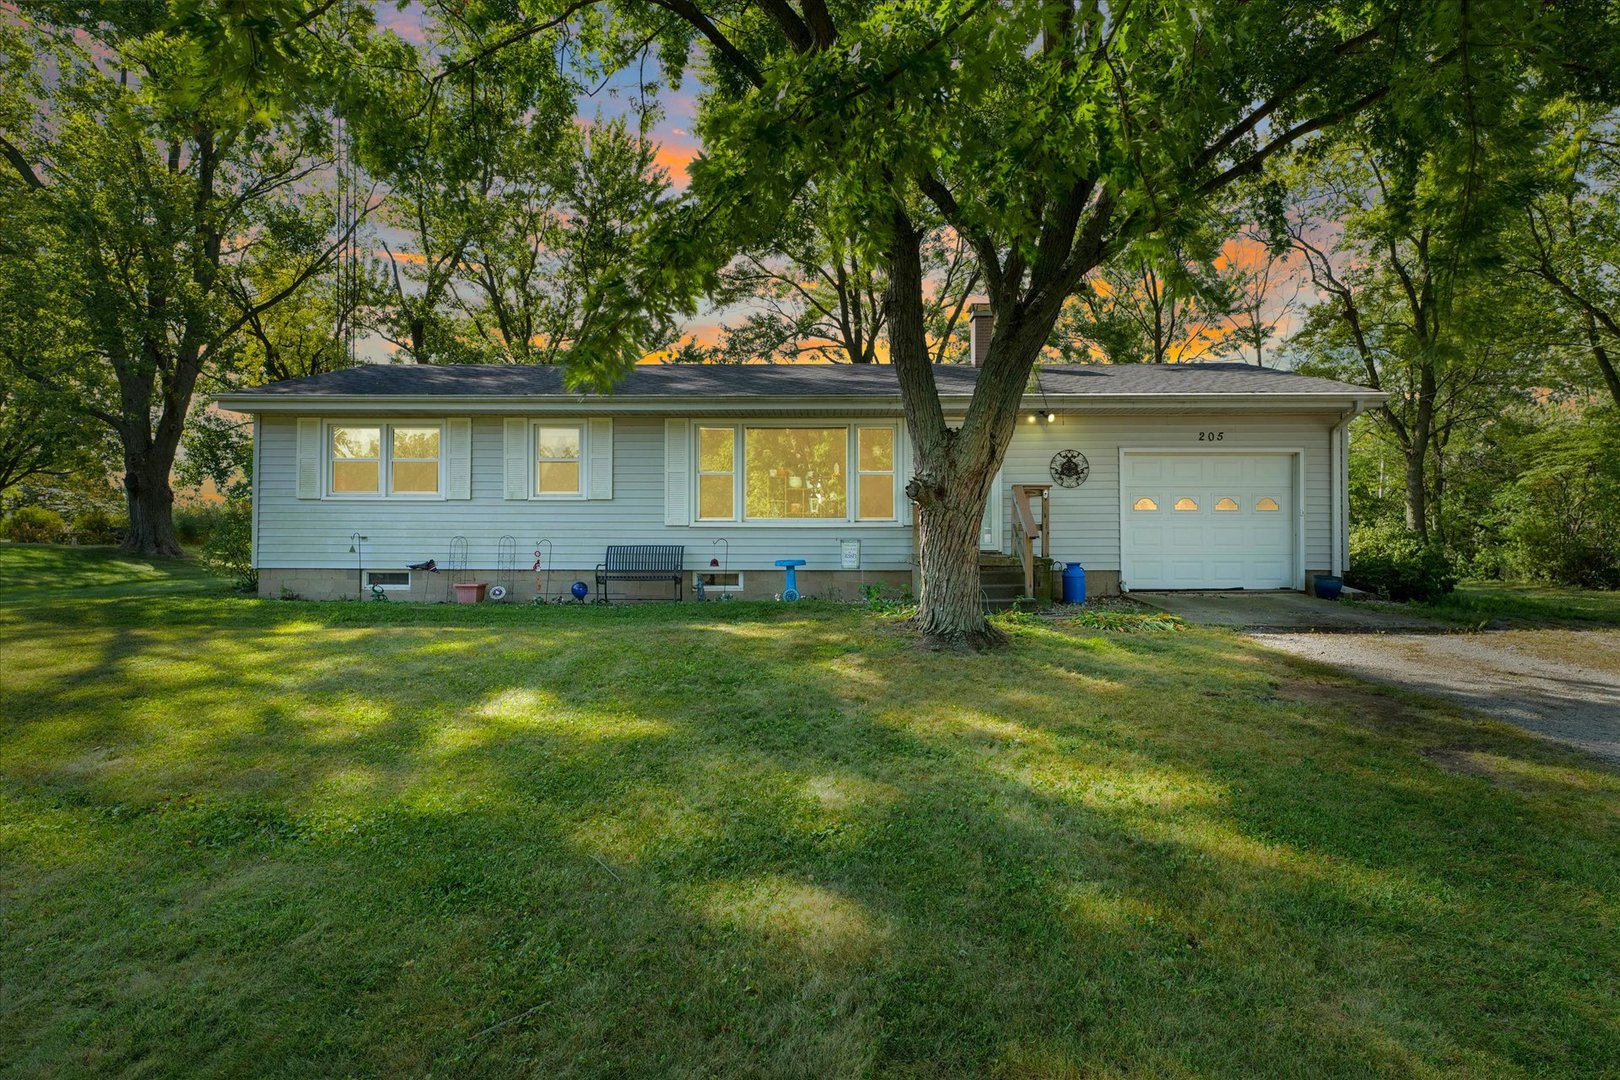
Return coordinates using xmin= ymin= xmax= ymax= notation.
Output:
xmin=980 ymin=469 xmax=1003 ymax=551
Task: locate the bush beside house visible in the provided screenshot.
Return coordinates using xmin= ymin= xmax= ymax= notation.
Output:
xmin=1347 ymin=523 xmax=1459 ymax=602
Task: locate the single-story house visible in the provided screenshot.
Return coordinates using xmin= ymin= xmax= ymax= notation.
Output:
xmin=216 ymin=356 xmax=1384 ymax=603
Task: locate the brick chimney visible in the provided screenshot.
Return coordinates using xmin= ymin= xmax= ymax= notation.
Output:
xmin=968 ymin=303 xmax=993 ymax=366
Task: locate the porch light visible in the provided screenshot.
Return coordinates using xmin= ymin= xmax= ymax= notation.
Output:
xmin=1026 ymin=413 xmax=1037 ymax=424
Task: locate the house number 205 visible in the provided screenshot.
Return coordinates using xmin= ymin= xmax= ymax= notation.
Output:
xmin=1198 ymin=431 xmax=1225 ymax=441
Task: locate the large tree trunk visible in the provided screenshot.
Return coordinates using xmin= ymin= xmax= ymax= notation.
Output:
xmin=1402 ymin=444 xmax=1427 ymax=537
xmin=1403 ymin=359 xmax=1436 ymax=539
xmin=121 ymin=448 xmax=183 ymax=556
xmin=908 ymin=441 xmax=1002 ymax=649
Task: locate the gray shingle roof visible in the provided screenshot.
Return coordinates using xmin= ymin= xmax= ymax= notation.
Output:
xmin=223 ymin=361 xmax=1378 ymax=400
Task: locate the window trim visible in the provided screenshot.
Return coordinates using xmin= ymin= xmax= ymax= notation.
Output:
xmin=695 ymin=424 xmax=737 ymax=522
xmin=389 ymin=425 xmax=445 ymax=497
xmin=365 ymin=570 xmax=412 ymax=591
xmin=323 ymin=419 xmax=447 ymax=501
xmin=855 ymin=425 xmax=898 ymax=522
xmin=688 ymin=421 xmax=901 ymax=526
xmin=693 ymin=570 xmax=745 ymax=592
xmin=530 ymin=420 xmax=587 ymax=500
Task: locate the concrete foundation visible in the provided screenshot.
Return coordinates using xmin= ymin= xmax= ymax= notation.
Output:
xmin=258 ymin=566 xmax=917 ymax=604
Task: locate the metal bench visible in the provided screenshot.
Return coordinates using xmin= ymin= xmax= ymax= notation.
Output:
xmin=595 ymin=544 xmax=685 ymax=602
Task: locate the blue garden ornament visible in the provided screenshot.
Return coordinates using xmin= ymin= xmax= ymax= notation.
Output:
xmin=571 ymin=581 xmax=589 ymax=601
xmin=774 ymin=559 xmax=806 ymax=602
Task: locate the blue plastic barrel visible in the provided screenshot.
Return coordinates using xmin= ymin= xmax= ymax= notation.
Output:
xmin=1062 ymin=562 xmax=1086 ymax=605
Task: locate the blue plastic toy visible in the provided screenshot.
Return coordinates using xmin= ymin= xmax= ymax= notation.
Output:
xmin=774 ymin=559 xmax=807 ymax=601
xmin=571 ymin=580 xmax=589 ymax=601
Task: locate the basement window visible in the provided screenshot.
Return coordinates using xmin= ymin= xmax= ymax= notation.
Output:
xmin=365 ymin=571 xmax=411 ymax=591
xmin=694 ymin=571 xmax=744 ymax=592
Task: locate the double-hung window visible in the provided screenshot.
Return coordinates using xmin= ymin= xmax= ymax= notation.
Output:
xmin=328 ymin=422 xmax=442 ymax=497
xmin=695 ymin=424 xmax=898 ymax=523
xmin=696 ymin=425 xmax=735 ymax=520
xmin=535 ymin=425 xmax=583 ymax=496
xmin=391 ymin=427 xmax=441 ymax=494
xmin=856 ymin=428 xmax=896 ymax=520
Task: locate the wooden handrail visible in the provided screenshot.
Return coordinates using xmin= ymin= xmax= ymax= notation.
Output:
xmin=1010 ymin=483 xmax=1051 ymax=599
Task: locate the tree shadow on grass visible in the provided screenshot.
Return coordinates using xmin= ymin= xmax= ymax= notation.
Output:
xmin=2 ymin=599 xmax=1619 ymax=1078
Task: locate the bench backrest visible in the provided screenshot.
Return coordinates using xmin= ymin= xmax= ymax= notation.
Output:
xmin=603 ymin=545 xmax=685 ymax=572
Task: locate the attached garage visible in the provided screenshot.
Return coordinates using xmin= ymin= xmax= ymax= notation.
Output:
xmin=1119 ymin=450 xmax=1302 ymax=591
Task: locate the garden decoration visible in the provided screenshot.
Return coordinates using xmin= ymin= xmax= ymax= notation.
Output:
xmin=570 ymin=581 xmax=589 ymax=602
xmin=495 ymin=535 xmax=517 ymax=600
xmin=1049 ymin=450 xmax=1090 ymax=488
xmin=531 ymin=539 xmax=553 ymax=604
xmin=774 ymin=559 xmax=806 ymax=601
xmin=446 ymin=535 xmax=468 ymax=603
xmin=348 ymin=532 xmax=367 ymax=598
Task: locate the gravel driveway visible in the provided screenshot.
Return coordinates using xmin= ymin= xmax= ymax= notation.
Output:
xmin=1255 ymin=630 xmax=1620 ymax=763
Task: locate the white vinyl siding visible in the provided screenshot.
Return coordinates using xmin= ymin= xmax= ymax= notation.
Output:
xmin=985 ymin=411 xmax=1337 ymax=577
xmin=253 ymin=409 xmax=1341 ymax=584
xmin=257 ymin=415 xmax=915 ymax=574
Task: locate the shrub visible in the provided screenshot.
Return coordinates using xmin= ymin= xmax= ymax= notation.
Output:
xmin=1347 ymin=523 xmax=1458 ymax=602
xmin=174 ymin=501 xmax=231 ymax=547
xmin=200 ymin=500 xmax=256 ymax=591
xmin=69 ymin=507 xmax=127 ymax=545
xmin=2 ymin=506 xmax=67 ymax=544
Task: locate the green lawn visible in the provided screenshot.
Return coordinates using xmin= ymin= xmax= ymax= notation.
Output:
xmin=1401 ymin=581 xmax=1620 ymax=629
xmin=2 ymin=546 xmax=1618 ymax=1078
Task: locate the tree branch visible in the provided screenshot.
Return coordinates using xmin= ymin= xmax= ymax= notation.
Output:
xmin=0 ymin=132 xmax=45 ymax=189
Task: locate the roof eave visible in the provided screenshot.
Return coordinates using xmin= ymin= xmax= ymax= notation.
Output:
xmin=215 ymin=389 xmax=1386 ymax=414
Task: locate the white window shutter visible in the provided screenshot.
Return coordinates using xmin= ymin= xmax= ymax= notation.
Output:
xmin=587 ymin=418 xmax=613 ymax=499
xmin=503 ymin=419 xmax=528 ymax=500
xmin=446 ymin=418 xmax=472 ymax=499
xmin=664 ymin=419 xmax=690 ymax=525
xmin=296 ymin=418 xmax=320 ymax=499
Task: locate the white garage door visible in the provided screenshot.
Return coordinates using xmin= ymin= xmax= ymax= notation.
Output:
xmin=1122 ymin=453 xmax=1295 ymax=590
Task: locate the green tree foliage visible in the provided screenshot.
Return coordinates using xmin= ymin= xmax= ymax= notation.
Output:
xmin=1050 ymin=240 xmax=1231 ymax=364
xmin=0 ymin=1 xmax=391 ymax=555
xmin=371 ymin=7 xmax=669 ymax=364
xmin=1515 ymin=104 xmax=1620 ymax=410
xmin=711 ymin=190 xmax=979 ymax=364
xmin=1287 ymin=123 xmax=1552 ymax=541
xmin=1497 ymin=409 xmax=1620 ymax=587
